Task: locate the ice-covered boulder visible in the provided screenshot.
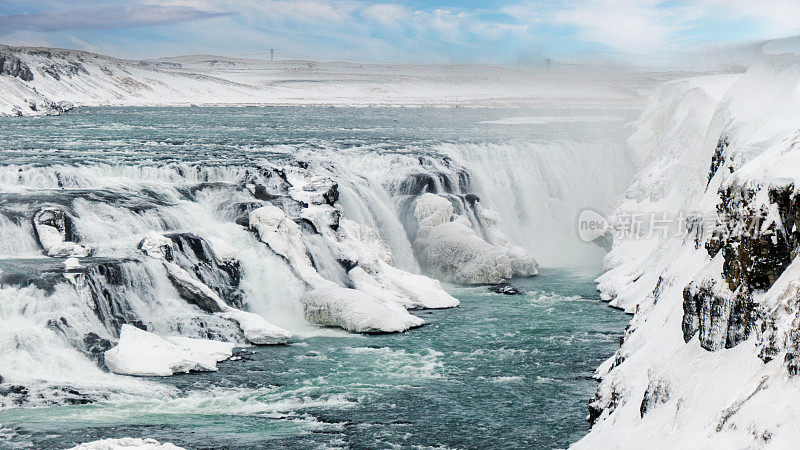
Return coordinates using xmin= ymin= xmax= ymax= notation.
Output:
xmin=488 ymin=282 xmax=521 ymax=295
xmin=138 ymin=232 xmax=174 ymax=260
xmin=33 ymin=206 xmax=89 ymax=257
xmin=413 ymin=193 xmax=538 ymax=284
xmin=283 ymin=166 xmax=339 ymax=206
xmin=139 ymin=233 xmax=292 ymax=344
xmin=301 ymin=286 xmax=424 ymax=333
xmin=353 ymin=263 xmax=459 ymax=309
xmin=220 ymin=309 xmax=292 ymax=345
xmin=332 ymin=217 xmax=394 ymax=271
xmin=163 ymin=261 xmax=225 ymax=313
xmin=249 ymin=204 xmax=325 ymax=286
xmin=104 ymin=325 xmax=235 ymax=376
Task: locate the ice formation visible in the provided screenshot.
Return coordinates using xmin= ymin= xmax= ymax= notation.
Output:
xmin=413 ymin=193 xmax=538 ymax=284
xmin=104 ymin=325 xmax=236 ymax=377
xmin=246 ymin=173 xmax=459 ymax=333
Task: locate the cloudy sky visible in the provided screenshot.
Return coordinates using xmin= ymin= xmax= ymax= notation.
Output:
xmin=0 ymin=0 xmax=798 ymax=64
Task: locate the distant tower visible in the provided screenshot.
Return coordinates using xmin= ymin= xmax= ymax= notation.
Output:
xmin=546 ymin=58 xmax=551 ymax=72
xmin=270 ymin=49 xmax=274 ymax=62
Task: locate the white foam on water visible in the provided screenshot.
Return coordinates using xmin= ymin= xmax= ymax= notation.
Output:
xmin=479 ymin=115 xmax=625 ymax=125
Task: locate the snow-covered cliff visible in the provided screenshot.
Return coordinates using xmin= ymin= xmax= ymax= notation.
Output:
xmin=577 ymin=52 xmax=800 ymax=447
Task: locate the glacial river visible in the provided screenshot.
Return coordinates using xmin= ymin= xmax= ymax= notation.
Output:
xmin=0 ymin=106 xmax=634 ymax=448
xmin=1 ymin=269 xmax=628 ymax=449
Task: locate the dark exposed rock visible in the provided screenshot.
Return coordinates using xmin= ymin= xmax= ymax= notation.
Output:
xmin=84 ymin=261 xmax=143 ymax=337
xmin=640 ymin=377 xmax=671 ymax=418
xmin=0 ymin=384 xmax=98 ymax=408
xmin=253 ymin=183 xmax=280 ymax=201
xmin=338 ymin=258 xmax=358 ymax=272
xmin=167 ymin=232 xmax=245 ymax=309
xmin=488 ymin=282 xmax=521 ymax=295
xmin=786 ymin=353 xmax=800 ymax=377
xmin=685 ymin=183 xmax=800 ymax=355
xmin=42 ymin=64 xmax=61 ymax=80
xmin=682 ymin=276 xmax=754 ymax=351
xmin=398 ymin=173 xmax=437 ymax=195
xmin=0 ymin=385 xmax=29 ymax=406
xmin=230 ymin=201 xmax=266 ymax=227
xmin=707 ymin=135 xmax=728 ymax=187
xmin=588 ymin=384 xmax=622 ymax=427
xmin=0 ymin=52 xmax=33 ymax=81
xmin=706 ymin=184 xmax=798 ymax=291
xmin=322 ymin=182 xmax=339 ymax=206
xmin=83 ymin=332 xmax=113 ymax=366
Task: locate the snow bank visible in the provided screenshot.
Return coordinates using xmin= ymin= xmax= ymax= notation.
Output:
xmin=413 ymin=193 xmax=538 ymax=284
xmin=68 ymin=438 xmax=184 ymax=450
xmin=104 ymin=325 xmax=235 ymax=377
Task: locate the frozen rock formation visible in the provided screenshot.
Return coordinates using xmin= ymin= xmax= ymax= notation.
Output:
xmin=413 ymin=193 xmax=538 ymax=284
xmin=33 ymin=206 xmax=90 ymax=257
xmin=138 ymin=233 xmax=292 ymax=345
xmin=104 ymin=325 xmax=236 ymax=376
xmin=301 ymin=286 xmax=425 ymax=333
xmin=247 ymin=167 xmax=460 ymax=333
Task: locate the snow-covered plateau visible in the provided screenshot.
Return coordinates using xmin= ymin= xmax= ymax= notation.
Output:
xmin=576 ymin=51 xmax=800 ymax=448
xmin=0 ymin=44 xmax=658 ymax=116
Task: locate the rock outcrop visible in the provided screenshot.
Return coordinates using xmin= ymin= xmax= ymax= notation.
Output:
xmin=0 ymin=51 xmax=33 ymax=81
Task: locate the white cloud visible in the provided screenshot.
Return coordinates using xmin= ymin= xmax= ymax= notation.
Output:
xmin=362 ymin=4 xmax=409 ymax=28
xmin=504 ymin=0 xmax=800 ymax=53
xmin=554 ymin=0 xmax=677 ymax=52
xmin=700 ymin=0 xmax=800 ymax=38
xmin=232 ymin=0 xmax=355 ymax=24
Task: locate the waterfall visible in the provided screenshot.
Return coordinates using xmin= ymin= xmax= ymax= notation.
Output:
xmin=0 ymin=109 xmax=635 ymax=403
xmin=439 ymin=140 xmax=635 ymax=266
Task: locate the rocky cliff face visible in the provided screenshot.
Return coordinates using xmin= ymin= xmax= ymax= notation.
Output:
xmin=576 ymin=54 xmax=800 ymax=448
xmin=0 ymin=51 xmax=33 ymax=81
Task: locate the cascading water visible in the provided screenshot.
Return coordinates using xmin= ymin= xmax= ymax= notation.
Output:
xmin=0 ymin=106 xmax=635 ymax=448
xmin=439 ymin=139 xmax=635 ymax=266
